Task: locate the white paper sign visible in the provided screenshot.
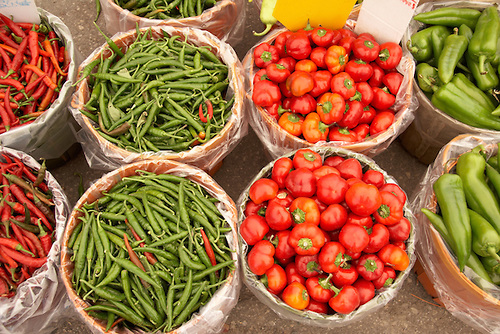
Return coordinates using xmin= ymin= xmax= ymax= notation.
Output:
xmin=355 ymin=0 xmax=419 ymax=44
xmin=0 ymin=0 xmax=39 ymax=24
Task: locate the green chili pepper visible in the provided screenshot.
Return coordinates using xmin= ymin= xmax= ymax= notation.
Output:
xmin=408 ymin=25 xmax=450 ymax=62
xmin=437 ymin=28 xmax=468 ymax=84
xmin=432 ymin=173 xmax=471 ymax=271
xmin=465 ymin=52 xmax=499 ymax=91
xmin=415 ymin=63 xmax=441 ymax=93
xmin=414 ymin=7 xmax=481 ymax=29
xmin=451 ymin=73 xmax=496 ymax=112
xmin=468 ymin=6 xmax=500 ymax=75
xmin=468 ymin=209 xmax=500 ymax=261
xmin=456 ymin=147 xmax=500 ymax=237
xmin=480 ymin=254 xmax=500 ymax=274
xmin=254 ymin=0 xmax=278 ymax=36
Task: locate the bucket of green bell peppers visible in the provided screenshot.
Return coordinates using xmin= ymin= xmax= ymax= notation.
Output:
xmin=400 ymin=1 xmax=500 ymax=164
xmin=413 ymin=133 xmax=500 ymax=332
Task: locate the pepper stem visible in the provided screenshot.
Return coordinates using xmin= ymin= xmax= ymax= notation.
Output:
xmin=487 ymin=246 xmax=500 ymax=263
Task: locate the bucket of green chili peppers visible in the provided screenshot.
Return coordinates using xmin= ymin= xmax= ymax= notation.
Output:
xmin=413 ymin=133 xmax=500 ymax=332
xmin=400 ymin=1 xmax=500 ymax=164
xmin=99 ymin=0 xmax=245 ymax=44
xmin=69 ymin=25 xmax=246 ymax=173
xmin=60 ymin=158 xmax=240 ymax=333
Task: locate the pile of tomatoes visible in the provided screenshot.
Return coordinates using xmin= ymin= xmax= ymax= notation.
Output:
xmin=251 ymin=26 xmax=404 ymax=144
xmin=240 ymin=149 xmax=412 ymax=314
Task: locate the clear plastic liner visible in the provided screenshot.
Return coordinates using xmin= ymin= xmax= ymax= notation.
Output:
xmin=0 ymin=9 xmax=78 ymax=161
xmin=99 ymin=0 xmax=245 ymax=45
xmin=0 ymin=147 xmax=70 ymax=334
xmin=236 ymin=147 xmax=417 ymax=327
xmin=69 ymin=25 xmax=247 ymax=173
xmin=59 ymin=158 xmax=241 ymax=334
xmin=411 ymin=133 xmax=500 ymax=334
xmin=241 ymin=7 xmax=418 ymax=160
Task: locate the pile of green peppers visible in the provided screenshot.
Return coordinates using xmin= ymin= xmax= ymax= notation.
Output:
xmin=409 ymin=6 xmax=500 ymax=130
xmin=422 ymin=144 xmax=500 ymax=288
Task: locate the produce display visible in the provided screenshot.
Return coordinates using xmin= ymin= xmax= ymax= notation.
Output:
xmin=422 ymin=143 xmax=500 ymax=286
xmin=408 ymin=5 xmax=500 ymax=130
xmin=111 ymin=0 xmax=219 ymax=19
xmin=0 ymin=14 xmax=69 ymax=133
xmin=77 ymin=27 xmax=232 ymax=154
xmin=65 ymin=170 xmax=235 ymax=332
xmin=0 ymin=155 xmax=55 ymax=298
xmin=240 ymin=148 xmax=413 ymax=316
xmin=251 ymin=26 xmax=405 ymax=144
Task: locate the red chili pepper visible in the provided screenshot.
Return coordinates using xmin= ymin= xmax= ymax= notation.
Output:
xmin=48 ymin=31 xmax=59 ymax=62
xmin=0 ymin=246 xmax=17 ymax=268
xmin=0 ymin=77 xmax=23 ymax=91
xmin=0 ymin=45 xmax=12 ymax=70
xmin=9 ymin=184 xmax=52 ymax=231
xmin=200 ymin=228 xmax=216 ymax=266
xmin=10 ymin=38 xmax=28 ymax=72
xmin=0 ymin=266 xmax=15 ymax=287
xmin=36 ymin=222 xmax=51 ymax=256
xmin=1 ymin=246 xmax=46 ymax=268
xmin=125 ymin=219 xmax=157 ymax=265
xmin=20 ymin=229 xmax=44 ymax=257
xmin=4 ymin=87 xmax=16 ymax=123
xmin=58 ymin=46 xmax=65 ymax=63
xmin=21 ymin=234 xmax=37 ymax=257
xmin=0 ymin=32 xmax=20 ymax=50
xmin=10 ymin=221 xmax=28 ymax=252
xmin=123 ymin=233 xmax=146 ymax=272
xmin=41 ymin=40 xmax=66 ymax=76
xmin=0 ymin=13 xmax=26 ymax=38
xmin=0 ymin=237 xmax=33 ymax=256
xmin=0 ymin=104 xmax=11 ymax=130
xmin=22 ymin=64 xmax=57 ymax=90
xmin=198 ymin=100 xmax=213 ymax=123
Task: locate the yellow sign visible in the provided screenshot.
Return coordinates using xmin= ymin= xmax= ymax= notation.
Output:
xmin=272 ymin=0 xmax=357 ymax=31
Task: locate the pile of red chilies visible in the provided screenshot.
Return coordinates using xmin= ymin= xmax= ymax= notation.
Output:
xmin=0 ymin=13 xmax=68 ymax=134
xmin=0 ymin=155 xmax=55 ymax=298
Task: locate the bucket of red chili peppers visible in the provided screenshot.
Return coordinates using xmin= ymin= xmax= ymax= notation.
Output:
xmin=413 ymin=133 xmax=500 ymax=332
xmin=242 ymin=6 xmax=417 ymax=160
xmin=0 ymin=9 xmax=77 ymax=163
xmin=60 ymin=158 xmax=240 ymax=333
xmin=0 ymin=146 xmax=70 ymax=333
xmin=237 ymin=147 xmax=416 ymax=326
xmin=400 ymin=1 xmax=500 ymax=165
xmin=70 ymin=25 xmax=246 ymax=174
xmin=99 ymin=0 xmax=245 ymax=44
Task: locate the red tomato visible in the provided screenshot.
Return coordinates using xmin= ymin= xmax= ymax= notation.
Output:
xmin=339 ymin=223 xmax=370 ymax=253
xmin=282 ymin=282 xmax=310 ymax=310
xmin=362 ymin=169 xmax=385 ymax=188
xmin=320 ymin=204 xmax=348 ymax=231
xmin=240 ymin=214 xmax=269 ymax=245
xmin=364 ymin=223 xmax=390 ymax=253
xmin=262 ymin=264 xmax=287 ymax=295
xmin=265 ymin=201 xmax=293 ymax=231
xmin=293 ymin=149 xmax=323 ymax=171
xmin=386 ymin=217 xmax=412 ymax=242
xmin=286 ymin=262 xmax=306 ymax=285
xmin=373 ymin=191 xmax=404 ymax=225
xmin=249 ymin=178 xmax=279 ymax=204
xmin=274 ymin=230 xmax=296 ymax=261
xmin=285 ymin=168 xmax=317 ymax=198
xmin=306 ymin=275 xmax=334 ymax=303
xmin=353 ymin=278 xmax=375 ymax=305
xmin=247 ymin=240 xmax=275 ymax=275
xmin=318 ymin=241 xmax=346 ymax=273
xmin=295 ymin=254 xmax=321 ymax=278
xmin=329 ymin=285 xmax=360 ymax=314
xmin=336 ymin=158 xmax=363 ymax=180
xmin=344 ymin=182 xmax=382 ymax=217
xmin=289 ymin=197 xmax=321 ymax=226
xmin=316 ymin=173 xmax=349 ymax=205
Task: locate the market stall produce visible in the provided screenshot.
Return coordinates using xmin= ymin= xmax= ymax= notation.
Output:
xmin=70 ymin=25 xmax=246 ymax=173
xmin=401 ymin=1 xmax=500 ymax=164
xmin=60 ymin=159 xmax=240 ymax=333
xmin=238 ymin=147 xmax=416 ymax=326
xmin=244 ymin=7 xmax=417 ymax=160
xmin=0 ymin=146 xmax=69 ymax=333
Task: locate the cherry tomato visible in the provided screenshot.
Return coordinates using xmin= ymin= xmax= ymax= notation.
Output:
xmin=240 ymin=214 xmax=269 ymax=245
xmin=364 ymin=223 xmax=390 ymax=253
xmin=353 ymin=278 xmax=375 ymax=305
xmin=290 ymin=197 xmax=320 ymax=226
xmin=339 ymin=223 xmax=370 ymax=253
xmin=329 ymin=285 xmax=360 ymax=314
xmin=249 ymin=178 xmax=279 ymax=204
xmin=386 ymin=217 xmax=412 ymax=242
xmin=262 ymin=264 xmax=287 ymax=295
xmin=306 ymin=275 xmax=334 ymax=303
xmin=320 ymin=204 xmax=348 ymax=231
xmin=282 ymin=282 xmax=310 ymax=310
xmin=285 ymin=168 xmax=317 ymax=198
xmin=286 ymin=262 xmax=306 ymax=285
xmin=316 ymin=173 xmax=349 ymax=205
xmin=345 ymin=181 xmax=382 ymax=217
xmin=295 ymin=254 xmax=321 ymax=278
xmin=293 ymin=149 xmax=322 ymax=171
xmin=265 ymin=201 xmax=293 ymax=231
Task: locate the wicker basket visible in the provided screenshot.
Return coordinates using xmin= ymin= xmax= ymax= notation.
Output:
xmin=70 ymin=25 xmax=246 ymax=174
xmin=242 ymin=6 xmax=417 ymax=160
xmin=60 ymin=158 xmax=240 ymax=334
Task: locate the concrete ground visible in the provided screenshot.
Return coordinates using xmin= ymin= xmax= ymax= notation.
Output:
xmin=29 ymin=0 xmax=482 ymax=333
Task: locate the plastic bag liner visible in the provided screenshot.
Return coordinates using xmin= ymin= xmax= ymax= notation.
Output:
xmin=236 ymin=146 xmax=417 ymax=327
xmin=0 ymin=8 xmax=78 ymax=162
xmin=0 ymin=147 xmax=70 ymax=334
xmin=99 ymin=0 xmax=245 ymax=45
xmin=399 ymin=1 xmax=500 ymax=165
xmin=241 ymin=6 xmax=418 ymax=161
xmin=59 ymin=158 xmax=241 ymax=334
xmin=69 ymin=25 xmax=247 ymax=173
xmin=411 ymin=133 xmax=500 ymax=333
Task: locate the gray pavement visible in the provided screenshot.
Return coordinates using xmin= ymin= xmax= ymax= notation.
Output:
xmin=32 ymin=0 xmax=482 ymax=333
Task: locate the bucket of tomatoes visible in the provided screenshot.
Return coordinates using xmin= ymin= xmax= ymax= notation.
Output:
xmin=237 ymin=147 xmax=416 ymax=325
xmin=243 ymin=6 xmax=417 ymax=159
